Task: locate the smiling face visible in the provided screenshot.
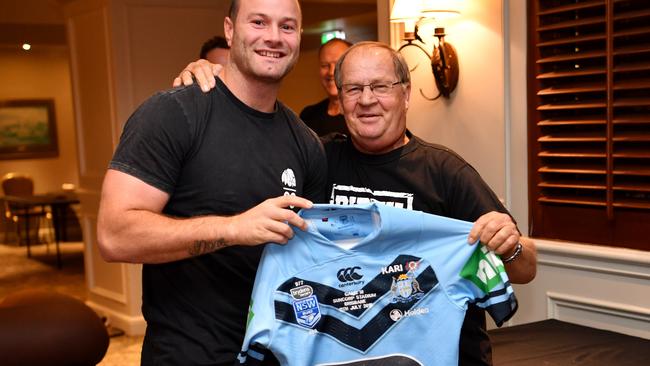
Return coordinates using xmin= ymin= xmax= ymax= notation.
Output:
xmin=319 ymin=40 xmax=350 ymax=99
xmin=225 ymin=0 xmax=301 ymax=83
xmin=338 ymin=45 xmax=411 ymax=155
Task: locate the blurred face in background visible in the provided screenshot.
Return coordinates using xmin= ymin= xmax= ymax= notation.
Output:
xmin=205 ymin=47 xmax=230 ymax=66
xmin=319 ymin=40 xmax=350 ymax=99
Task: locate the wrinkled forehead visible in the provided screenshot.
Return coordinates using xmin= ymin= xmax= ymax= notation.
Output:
xmin=340 ymin=46 xmax=397 ymax=82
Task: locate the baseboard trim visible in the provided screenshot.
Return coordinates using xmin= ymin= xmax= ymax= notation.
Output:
xmin=547 ymin=291 xmax=650 ymax=339
xmin=86 ymin=300 xmax=146 ymax=336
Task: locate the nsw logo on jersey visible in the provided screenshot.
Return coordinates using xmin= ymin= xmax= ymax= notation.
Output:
xmin=292 ymin=294 xmax=321 ymax=328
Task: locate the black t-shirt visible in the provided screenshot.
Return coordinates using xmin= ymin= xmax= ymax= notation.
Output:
xmin=324 ymin=132 xmax=510 ymax=366
xmin=299 ymin=98 xmax=349 ymax=137
xmin=109 ymin=79 xmax=327 ymax=365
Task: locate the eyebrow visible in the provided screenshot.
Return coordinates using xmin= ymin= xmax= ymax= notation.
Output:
xmin=247 ymin=12 xmax=299 ymax=24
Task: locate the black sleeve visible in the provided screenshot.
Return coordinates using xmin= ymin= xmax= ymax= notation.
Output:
xmin=109 ymin=91 xmax=193 ymax=194
xmin=446 ymin=160 xmax=510 ymax=223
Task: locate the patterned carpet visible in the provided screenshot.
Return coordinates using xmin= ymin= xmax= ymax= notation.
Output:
xmin=0 ymin=241 xmax=143 ymax=365
xmin=0 ymin=241 xmax=87 ymax=301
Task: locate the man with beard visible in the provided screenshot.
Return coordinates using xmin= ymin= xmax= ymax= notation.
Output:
xmin=96 ymin=0 xmax=326 ymax=365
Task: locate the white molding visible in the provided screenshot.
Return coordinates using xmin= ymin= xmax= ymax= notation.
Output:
xmin=547 ymin=292 xmax=650 ymax=322
xmin=536 ymin=239 xmax=650 ymax=265
xmin=502 ymin=0 xmax=512 ymax=211
xmin=539 ymin=258 xmax=650 ymax=280
xmin=536 ymin=239 xmax=650 ymax=280
xmin=546 ymin=291 xmax=650 ymax=339
xmin=87 ymin=300 xmax=146 ymax=336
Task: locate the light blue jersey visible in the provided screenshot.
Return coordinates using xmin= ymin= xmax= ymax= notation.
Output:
xmin=238 ymin=203 xmax=517 ymax=365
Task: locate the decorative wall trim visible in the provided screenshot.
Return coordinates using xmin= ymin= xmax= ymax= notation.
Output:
xmin=82 ymin=214 xmax=127 ymax=304
xmin=87 ymin=300 xmax=146 ymax=336
xmin=547 ymin=292 xmax=650 ymax=322
xmin=537 ymin=239 xmax=650 ymax=280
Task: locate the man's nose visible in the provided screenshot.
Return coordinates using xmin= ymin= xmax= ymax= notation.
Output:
xmin=358 ymin=86 xmax=377 ymax=104
xmin=264 ymin=25 xmax=282 ymax=44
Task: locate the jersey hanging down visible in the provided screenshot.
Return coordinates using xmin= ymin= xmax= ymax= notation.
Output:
xmin=237 ymin=203 xmax=518 ymax=366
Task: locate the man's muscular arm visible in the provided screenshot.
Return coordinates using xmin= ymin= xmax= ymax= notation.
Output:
xmin=97 ymin=169 xmax=312 ymax=264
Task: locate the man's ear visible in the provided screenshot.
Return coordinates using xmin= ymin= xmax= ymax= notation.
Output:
xmin=404 ymin=83 xmax=411 ymax=110
xmin=224 ymin=17 xmax=234 ymax=47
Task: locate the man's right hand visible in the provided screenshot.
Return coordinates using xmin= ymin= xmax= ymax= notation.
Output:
xmin=172 ymin=59 xmax=221 ymax=92
xmin=226 ymin=195 xmax=314 ymax=246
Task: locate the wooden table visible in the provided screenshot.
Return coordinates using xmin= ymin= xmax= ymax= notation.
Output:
xmin=2 ymin=193 xmax=80 ymax=269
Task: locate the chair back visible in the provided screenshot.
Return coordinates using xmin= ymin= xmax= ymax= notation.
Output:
xmin=2 ymin=173 xmax=34 ymax=197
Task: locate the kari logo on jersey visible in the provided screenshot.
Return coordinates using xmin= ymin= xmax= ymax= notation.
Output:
xmin=281 ymin=168 xmax=297 ymax=197
xmin=381 ymin=260 xmax=419 ymax=275
xmin=292 ymin=295 xmax=321 ymax=328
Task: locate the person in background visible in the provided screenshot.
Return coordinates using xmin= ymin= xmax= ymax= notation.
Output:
xmin=299 ymin=37 xmax=352 ymax=136
xmin=175 ymin=41 xmax=537 ymax=366
xmin=97 ymin=0 xmax=326 ymax=365
xmin=200 ymin=35 xmax=230 ymax=65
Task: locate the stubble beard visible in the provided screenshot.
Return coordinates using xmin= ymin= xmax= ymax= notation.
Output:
xmin=230 ymin=36 xmax=299 ymax=84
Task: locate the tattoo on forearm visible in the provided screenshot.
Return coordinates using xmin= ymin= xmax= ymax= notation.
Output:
xmin=189 ymin=238 xmax=227 ymax=256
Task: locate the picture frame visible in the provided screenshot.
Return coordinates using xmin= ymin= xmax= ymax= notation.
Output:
xmin=0 ymin=99 xmax=58 ymax=160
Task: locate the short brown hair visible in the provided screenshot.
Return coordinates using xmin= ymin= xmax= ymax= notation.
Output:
xmin=228 ymin=0 xmax=240 ymax=20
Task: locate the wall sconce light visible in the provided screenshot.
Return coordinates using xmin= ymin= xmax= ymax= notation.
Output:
xmin=390 ymin=0 xmax=461 ymax=100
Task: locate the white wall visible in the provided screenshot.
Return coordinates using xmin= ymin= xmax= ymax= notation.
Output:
xmin=404 ymin=0 xmax=507 ymax=207
xmin=0 ymin=46 xmax=79 ymax=194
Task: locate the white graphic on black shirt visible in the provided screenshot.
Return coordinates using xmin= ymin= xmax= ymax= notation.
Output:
xmin=282 ymin=168 xmax=297 ymax=197
xmin=329 ymin=184 xmax=414 ymax=210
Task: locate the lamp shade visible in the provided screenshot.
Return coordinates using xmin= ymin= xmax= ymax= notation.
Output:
xmin=420 ymin=0 xmax=461 ymax=18
xmin=390 ymin=0 xmax=422 ymax=23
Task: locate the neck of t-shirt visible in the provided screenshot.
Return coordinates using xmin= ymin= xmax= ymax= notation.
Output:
xmin=221 ymin=65 xmax=281 ymax=113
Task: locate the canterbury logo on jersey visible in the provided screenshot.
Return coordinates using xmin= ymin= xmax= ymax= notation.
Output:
xmin=337 ymin=266 xmax=363 ymax=282
xmin=274 ymin=255 xmax=438 ymax=352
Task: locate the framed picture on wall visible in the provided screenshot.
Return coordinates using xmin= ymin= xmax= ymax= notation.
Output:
xmin=0 ymin=99 xmax=58 ymax=160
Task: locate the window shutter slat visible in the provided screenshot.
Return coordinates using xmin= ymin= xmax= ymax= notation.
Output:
xmin=528 ymin=0 xmax=650 ymax=250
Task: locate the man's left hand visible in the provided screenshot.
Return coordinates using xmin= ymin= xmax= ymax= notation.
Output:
xmin=468 ymin=211 xmax=520 ymax=257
